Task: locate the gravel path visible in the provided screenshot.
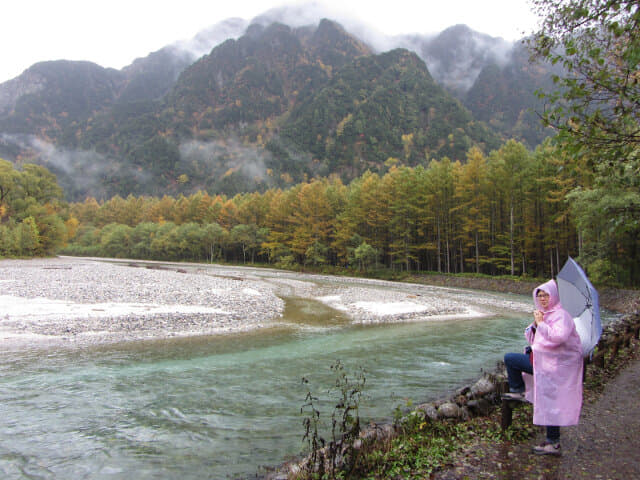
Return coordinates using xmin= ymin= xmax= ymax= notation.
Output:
xmin=559 ymin=355 xmax=640 ymax=479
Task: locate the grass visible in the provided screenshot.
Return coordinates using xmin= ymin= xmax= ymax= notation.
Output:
xmin=343 ymin=406 xmax=537 ymax=480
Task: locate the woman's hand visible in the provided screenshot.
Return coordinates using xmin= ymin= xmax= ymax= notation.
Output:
xmin=534 ymin=310 xmax=544 ymax=325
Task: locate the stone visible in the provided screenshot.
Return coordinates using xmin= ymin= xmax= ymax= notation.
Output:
xmin=416 ymin=402 xmax=439 ymax=420
xmin=460 ymin=406 xmax=471 ymax=420
xmin=437 ymin=402 xmax=461 ymax=418
xmin=470 ymin=376 xmax=496 ymax=396
xmin=456 ymin=385 xmax=471 ymax=396
xmin=467 ymin=398 xmax=491 ymax=416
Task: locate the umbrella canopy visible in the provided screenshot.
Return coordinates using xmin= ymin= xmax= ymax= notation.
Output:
xmin=557 ymin=257 xmax=602 ymax=357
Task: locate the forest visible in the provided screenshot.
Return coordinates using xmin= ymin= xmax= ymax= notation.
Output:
xmin=2 ymin=134 xmax=637 ymax=286
xmin=49 ymin=136 xmax=636 ymax=286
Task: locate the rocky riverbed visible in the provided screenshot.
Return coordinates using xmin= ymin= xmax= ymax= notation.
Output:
xmin=0 ymin=257 xmax=285 ymax=345
xmin=0 ymin=257 xmax=532 ymax=347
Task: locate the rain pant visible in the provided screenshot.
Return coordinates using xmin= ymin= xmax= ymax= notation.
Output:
xmin=523 ymin=279 xmax=583 ymax=426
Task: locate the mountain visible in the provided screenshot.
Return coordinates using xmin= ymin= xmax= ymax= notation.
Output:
xmin=117 ymin=17 xmax=251 ymax=103
xmin=279 ymin=48 xmax=499 ymax=177
xmin=117 ymin=47 xmax=195 ymax=103
xmin=166 ymin=20 xmax=372 ymax=132
xmin=392 ymin=24 xmax=513 ymax=95
xmin=463 ymin=41 xmax=558 ymax=147
xmin=0 ymin=17 xmax=250 ymax=123
xmin=0 ymin=60 xmax=124 ymax=137
xmin=0 ymin=12 xmax=554 ymax=200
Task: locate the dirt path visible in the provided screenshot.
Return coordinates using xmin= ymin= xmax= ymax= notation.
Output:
xmin=559 ymin=355 xmax=640 ymax=479
xmin=434 ymin=350 xmax=640 ymax=480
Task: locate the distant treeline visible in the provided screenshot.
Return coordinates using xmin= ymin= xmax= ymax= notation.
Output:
xmin=59 ymin=138 xmax=619 ymax=282
xmin=3 ymin=137 xmax=636 ymax=286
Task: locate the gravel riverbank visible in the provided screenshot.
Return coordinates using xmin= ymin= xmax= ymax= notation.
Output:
xmin=0 ymin=257 xmax=533 ymax=348
xmin=0 ymin=257 xmax=286 ymax=346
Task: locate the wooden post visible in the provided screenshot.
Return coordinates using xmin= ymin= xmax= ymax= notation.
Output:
xmin=501 ymin=399 xmax=513 ymax=430
xmin=610 ymin=340 xmax=620 ymax=358
xmin=593 ymin=352 xmax=605 ymax=368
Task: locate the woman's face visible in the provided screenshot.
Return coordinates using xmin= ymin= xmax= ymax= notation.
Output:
xmin=536 ymin=290 xmax=550 ymax=309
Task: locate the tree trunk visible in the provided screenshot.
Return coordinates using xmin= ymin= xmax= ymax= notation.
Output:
xmin=510 ymin=204 xmax=515 ymax=276
xmin=446 ymin=237 xmax=450 ymax=274
xmin=578 ymin=231 xmax=583 ymax=258
xmin=437 ymin=219 xmax=442 ymax=273
xmin=475 ymin=231 xmax=480 ymax=274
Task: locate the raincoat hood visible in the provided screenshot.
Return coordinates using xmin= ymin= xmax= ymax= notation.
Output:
xmin=533 ymin=279 xmax=561 ymax=312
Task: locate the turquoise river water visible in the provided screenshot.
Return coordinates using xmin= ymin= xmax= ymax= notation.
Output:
xmin=0 ymin=281 xmax=540 ymax=479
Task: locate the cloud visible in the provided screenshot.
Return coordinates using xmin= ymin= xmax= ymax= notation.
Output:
xmin=1 ymin=133 xmax=282 ymax=199
xmin=243 ymin=4 xmax=517 ymax=94
xmin=0 ymin=133 xmax=150 ymax=200
xmin=178 ymin=138 xmax=272 ymax=183
xmin=172 ymin=18 xmax=250 ymax=60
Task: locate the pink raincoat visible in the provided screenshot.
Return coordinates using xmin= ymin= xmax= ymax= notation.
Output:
xmin=523 ymin=279 xmax=583 ymax=426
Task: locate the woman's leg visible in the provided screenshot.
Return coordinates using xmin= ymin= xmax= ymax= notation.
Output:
xmin=503 ymin=352 xmax=533 ymax=393
xmin=534 ymin=426 xmax=562 ymax=455
xmin=546 ymin=426 xmax=560 ymax=443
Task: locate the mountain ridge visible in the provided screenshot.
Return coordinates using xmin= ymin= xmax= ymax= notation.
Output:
xmin=0 ymin=9 xmax=552 ymax=200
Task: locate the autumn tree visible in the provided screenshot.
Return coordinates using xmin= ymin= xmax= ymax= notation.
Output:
xmin=100 ymin=223 xmax=132 ymax=258
xmin=385 ymin=166 xmax=421 ymax=271
xmin=0 ymin=159 xmax=19 ymax=219
xmin=18 ymin=216 xmax=41 ymax=255
xmin=203 ymin=222 xmax=228 ymax=262
xmin=262 ymin=188 xmax=298 ymax=265
xmin=130 ymin=222 xmax=159 ymax=259
xmin=289 ymin=179 xmax=336 ymax=265
xmin=332 ymin=175 xmax=373 ymax=267
xmin=358 ymin=172 xmax=393 ymax=266
xmin=455 ymin=147 xmax=490 ymax=273
xmin=487 ymin=141 xmax=530 ymax=275
xmin=425 ymin=157 xmax=459 ymax=273
xmin=230 ymin=223 xmax=266 ymax=264
xmin=0 ymin=160 xmax=67 ymax=257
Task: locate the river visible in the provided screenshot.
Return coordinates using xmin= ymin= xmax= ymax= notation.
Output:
xmin=0 ymin=264 xmax=536 ymax=479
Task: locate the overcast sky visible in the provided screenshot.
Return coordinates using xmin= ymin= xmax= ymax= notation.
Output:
xmin=1 ymin=0 xmax=539 ymax=84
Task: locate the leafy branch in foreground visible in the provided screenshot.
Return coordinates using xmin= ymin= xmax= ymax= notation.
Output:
xmin=529 ymin=0 xmax=640 ymax=164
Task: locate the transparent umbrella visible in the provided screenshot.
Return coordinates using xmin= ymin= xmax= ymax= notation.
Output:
xmin=557 ymin=257 xmax=602 ymax=357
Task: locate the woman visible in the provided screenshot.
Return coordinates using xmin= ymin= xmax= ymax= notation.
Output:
xmin=503 ymin=279 xmax=584 ymax=456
